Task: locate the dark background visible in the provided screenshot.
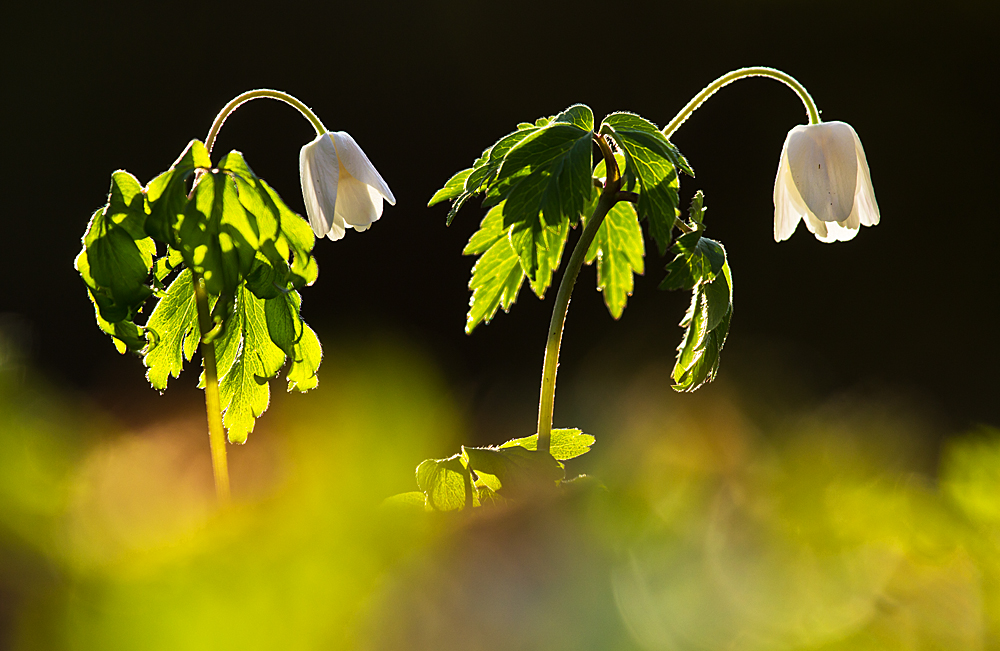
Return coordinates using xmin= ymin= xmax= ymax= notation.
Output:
xmin=3 ymin=0 xmax=998 ymax=436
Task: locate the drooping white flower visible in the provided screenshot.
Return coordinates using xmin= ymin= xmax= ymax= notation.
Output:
xmin=299 ymin=131 xmax=396 ymax=240
xmin=773 ymin=121 xmax=879 ymax=243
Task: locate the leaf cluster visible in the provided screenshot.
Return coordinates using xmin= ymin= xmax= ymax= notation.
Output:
xmin=430 ymin=107 xmax=733 ymax=394
xmin=659 ymin=192 xmax=733 ymax=391
xmin=76 ymin=140 xmax=323 ymax=442
xmin=386 ymin=429 xmax=596 ymax=512
xmin=430 ymin=107 xmax=693 ymax=334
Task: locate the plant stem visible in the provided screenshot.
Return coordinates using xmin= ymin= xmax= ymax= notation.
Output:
xmin=662 ymin=66 xmax=821 ymax=139
xmin=192 ymin=273 xmax=231 ymax=505
xmin=204 ymin=89 xmax=328 ymax=156
xmin=536 ymin=135 xmax=621 ymax=455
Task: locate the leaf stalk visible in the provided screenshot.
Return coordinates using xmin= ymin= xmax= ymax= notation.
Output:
xmin=192 ymin=272 xmax=231 ymax=505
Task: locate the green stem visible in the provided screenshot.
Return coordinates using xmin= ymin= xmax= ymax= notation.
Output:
xmin=192 ymin=273 xmax=231 ymax=505
xmin=662 ymin=66 xmax=821 ymax=139
xmin=204 ymin=89 xmax=328 ymax=156
xmin=536 ymin=135 xmax=622 ymax=455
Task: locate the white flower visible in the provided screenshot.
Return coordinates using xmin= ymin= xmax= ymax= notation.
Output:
xmin=773 ymin=121 xmax=879 ymax=243
xmin=299 ymin=131 xmax=396 ymax=240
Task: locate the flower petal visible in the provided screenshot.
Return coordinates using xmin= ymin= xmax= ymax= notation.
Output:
xmin=325 ymin=214 xmax=347 ymax=241
xmin=299 ymin=133 xmax=340 ymax=237
xmin=787 ymin=122 xmax=858 ymax=223
xmin=826 ymin=219 xmax=860 ymax=242
xmin=804 ymin=212 xmax=858 ymax=243
xmin=773 ymin=135 xmax=807 ymax=242
xmin=851 ymin=126 xmax=880 ymax=227
xmin=802 ymin=213 xmax=830 ymax=241
xmin=334 ymin=173 xmax=381 ymax=230
xmin=331 ymin=131 xmax=396 ymax=205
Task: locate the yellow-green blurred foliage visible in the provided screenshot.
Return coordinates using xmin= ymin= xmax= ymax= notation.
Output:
xmin=1 ymin=334 xmax=998 ymax=650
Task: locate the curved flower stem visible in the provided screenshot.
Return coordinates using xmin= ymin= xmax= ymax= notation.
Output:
xmin=536 ymin=135 xmax=622 ymax=455
xmin=192 ymin=272 xmax=231 ymax=505
xmin=204 ymin=89 xmax=328 ymax=156
xmin=662 ymin=67 xmax=821 ymax=139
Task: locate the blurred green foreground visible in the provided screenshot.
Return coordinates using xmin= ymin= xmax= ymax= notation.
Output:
xmin=1 ymin=334 xmax=998 ymax=650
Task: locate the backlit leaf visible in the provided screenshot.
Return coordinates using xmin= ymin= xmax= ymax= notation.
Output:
xmin=416 ymin=454 xmax=471 ymax=511
xmin=585 ymin=201 xmax=645 ymax=319
xmin=499 ymin=428 xmax=596 ymax=461
xmin=601 ymin=112 xmax=691 ymax=254
xmin=464 ymin=203 xmax=525 ymax=334
xmin=463 ymin=445 xmax=563 ymax=496
xmin=142 ymin=269 xmax=200 ymax=391
xmin=144 ymin=140 xmax=211 ymax=246
xmin=217 ymin=284 xmax=287 ymax=443
xmin=671 ymin=258 xmax=732 ymax=392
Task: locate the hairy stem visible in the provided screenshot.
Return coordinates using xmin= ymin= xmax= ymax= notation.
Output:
xmin=192 ymin=273 xmax=231 ymax=505
xmin=536 ymin=135 xmax=621 ymax=455
xmin=204 ymin=89 xmax=327 ymax=156
xmin=662 ymin=66 xmax=821 ymax=139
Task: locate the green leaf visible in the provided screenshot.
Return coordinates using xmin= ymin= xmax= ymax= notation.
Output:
xmin=659 ymin=231 xmax=726 ymax=292
xmin=476 ymin=484 xmax=507 ymax=507
xmin=78 ymin=171 xmax=157 ymax=326
xmin=83 ymin=171 xmax=148 ymax=245
xmin=178 ymin=170 xmax=260 ymax=298
xmin=144 ymin=140 xmax=212 ymax=246
xmin=463 ymin=445 xmax=563 ymax=496
xmin=671 ymin=258 xmax=733 ymax=392
xmin=509 ymin=216 xmax=569 ymax=297
xmin=552 ymin=104 xmax=596 ymax=131
xmin=435 ymin=106 xmax=595 ymax=290
xmin=192 ymin=284 xmax=321 ymax=437
xmin=496 ymin=106 xmax=594 ymax=230
xmin=463 ymin=203 xmax=525 ymax=334
xmin=601 ymin=112 xmax=693 ymax=176
xmin=261 ymin=179 xmax=318 ymax=289
xmin=428 ymin=168 xmax=472 ymax=207
xmin=81 ymin=283 xmax=146 ymax=354
xmin=467 ymin=127 xmax=542 ymax=197
xmin=264 ymin=290 xmax=322 ymax=392
xmin=659 ymin=192 xmax=732 ymax=392
xmin=142 ymin=269 xmax=200 ymax=390
xmin=688 ymin=189 xmax=707 ymax=226
xmin=217 ymin=284 xmax=288 ymax=443
xmin=585 ymin=201 xmax=645 ymax=319
xmin=285 ymin=323 xmax=321 ymax=392
xmin=499 ymin=428 xmax=596 ymax=461
xmin=601 ymin=112 xmax=691 ymax=254
xmin=208 ymin=295 xmax=242 ymax=383
xmin=153 ymin=247 xmax=185 ymax=284
xmin=88 ymin=223 xmax=154 ymax=307
xmin=416 ymin=454 xmax=471 ymax=511
xmin=431 ymin=125 xmax=545 ymax=226
xmin=263 ymin=289 xmax=302 ymax=356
